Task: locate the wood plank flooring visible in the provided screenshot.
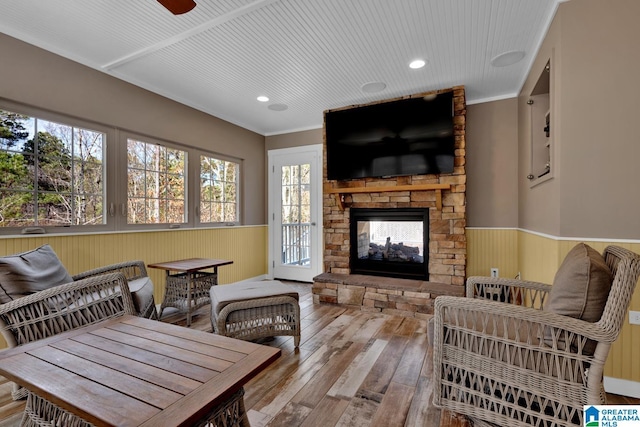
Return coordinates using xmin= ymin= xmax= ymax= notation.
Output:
xmin=0 ymin=281 xmax=637 ymax=427
xmin=234 ymin=281 xmax=462 ymax=427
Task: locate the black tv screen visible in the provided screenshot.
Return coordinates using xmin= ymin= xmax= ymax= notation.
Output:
xmin=325 ymin=91 xmax=454 ymax=181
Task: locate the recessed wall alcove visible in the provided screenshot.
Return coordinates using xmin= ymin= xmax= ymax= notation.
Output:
xmin=313 ymin=86 xmax=467 ymax=318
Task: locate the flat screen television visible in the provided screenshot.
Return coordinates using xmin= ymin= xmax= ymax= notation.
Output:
xmin=325 ymin=91 xmax=454 ymax=181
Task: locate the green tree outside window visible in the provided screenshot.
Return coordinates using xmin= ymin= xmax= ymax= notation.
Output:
xmin=0 ymin=110 xmax=105 ymax=228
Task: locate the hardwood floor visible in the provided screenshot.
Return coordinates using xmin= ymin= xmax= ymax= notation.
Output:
xmin=237 ymin=282 xmax=459 ymax=427
xmin=0 ymin=281 xmax=637 ymax=427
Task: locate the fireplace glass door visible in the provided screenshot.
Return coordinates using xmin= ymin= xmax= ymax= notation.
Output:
xmin=350 ymin=208 xmax=429 ymax=280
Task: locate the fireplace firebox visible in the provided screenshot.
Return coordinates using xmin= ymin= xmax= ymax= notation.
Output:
xmin=349 ymin=208 xmax=429 ymax=280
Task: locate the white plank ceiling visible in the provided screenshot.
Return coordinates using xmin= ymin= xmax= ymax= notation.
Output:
xmin=0 ymin=0 xmax=562 ymax=135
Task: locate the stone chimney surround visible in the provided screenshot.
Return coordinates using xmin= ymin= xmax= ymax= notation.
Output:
xmin=312 ymin=86 xmax=467 ymax=318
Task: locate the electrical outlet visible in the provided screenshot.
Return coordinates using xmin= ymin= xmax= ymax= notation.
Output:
xmin=490 ymin=268 xmax=499 ymax=278
xmin=630 ymin=311 xmax=640 ymax=325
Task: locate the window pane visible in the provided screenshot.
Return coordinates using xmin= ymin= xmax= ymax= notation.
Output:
xmin=302 ymin=165 xmax=311 ymax=184
xmin=200 ymin=201 xmax=212 ymax=223
xmin=280 ymin=164 xmax=310 ymax=226
xmin=145 ymin=171 xmax=160 ymax=198
xmin=199 ymin=155 xmax=239 ymax=224
xmin=201 ymin=180 xmax=212 ymax=201
xmin=128 ymin=140 xmax=145 ymax=168
xmin=211 ymin=203 xmax=222 ymax=222
xmin=166 ymin=148 xmax=182 ymax=165
xmin=224 ymin=182 xmax=236 ymax=201
xmin=213 ymin=182 xmax=223 ymax=202
xmin=224 ymin=203 xmax=236 ymax=222
xmin=37 ymin=120 xmax=73 ymax=160
xmin=0 ymin=152 xmax=32 ymax=191
xmin=166 ymin=177 xmax=184 ymax=199
xmin=166 ymin=200 xmax=185 ymax=223
xmin=0 ymin=109 xmax=105 ymax=229
xmin=126 ymin=138 xmax=186 ymax=224
xmin=227 ymin=163 xmax=238 ymax=181
xmin=282 ymin=166 xmax=291 ymax=185
xmin=74 ymin=128 xmax=103 ymax=162
xmin=201 ymin=157 xmax=213 ymax=175
xmin=128 ymin=169 xmax=145 ymax=198
xmin=0 ymin=112 xmax=33 ymax=152
xmin=128 ymin=198 xmax=145 ymax=224
xmin=80 ymin=194 xmax=104 ymax=225
xmin=37 ymin=156 xmax=72 ymax=192
xmin=145 ymin=144 xmax=160 ymax=169
xmin=37 ymin=192 xmax=71 ymax=226
xmin=76 ymin=161 xmax=103 ymax=194
xmin=145 ymin=199 xmax=160 ymax=223
xmin=0 ymin=190 xmax=34 ymax=227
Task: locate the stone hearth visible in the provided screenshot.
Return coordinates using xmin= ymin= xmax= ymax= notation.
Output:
xmin=313 ymin=273 xmax=464 ymax=319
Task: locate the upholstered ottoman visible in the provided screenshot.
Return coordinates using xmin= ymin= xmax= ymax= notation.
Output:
xmin=210 ymin=280 xmax=300 ymax=347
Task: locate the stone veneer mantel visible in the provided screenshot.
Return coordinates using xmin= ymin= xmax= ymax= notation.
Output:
xmin=326 ymin=183 xmax=451 ymax=210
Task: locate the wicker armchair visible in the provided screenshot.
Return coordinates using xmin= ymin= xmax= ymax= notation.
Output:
xmin=73 ymin=260 xmax=158 ymax=320
xmin=0 ymin=272 xmax=136 ymax=427
xmin=0 ymin=245 xmax=157 ymax=321
xmin=432 ymin=245 xmax=640 ymax=427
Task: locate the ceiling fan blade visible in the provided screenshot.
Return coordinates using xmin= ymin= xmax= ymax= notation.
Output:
xmin=157 ymin=0 xmax=196 ymax=15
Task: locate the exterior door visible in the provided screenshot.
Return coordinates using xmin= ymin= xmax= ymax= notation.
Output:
xmin=268 ymin=145 xmax=322 ymax=282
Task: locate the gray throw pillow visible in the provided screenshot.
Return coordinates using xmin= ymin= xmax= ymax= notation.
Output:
xmin=546 ymin=243 xmax=612 ymax=322
xmin=0 ymin=244 xmax=73 ymax=304
xmin=544 ymin=243 xmax=612 ymax=354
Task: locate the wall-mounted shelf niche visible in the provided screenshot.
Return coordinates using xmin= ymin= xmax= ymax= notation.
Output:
xmin=325 ymin=183 xmax=451 ymax=210
xmin=527 ymin=60 xmax=553 ymax=187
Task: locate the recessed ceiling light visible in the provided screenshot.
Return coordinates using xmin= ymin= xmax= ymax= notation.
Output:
xmin=268 ymin=103 xmax=288 ymax=111
xmin=257 ymin=96 xmax=269 ymax=102
xmin=490 ymin=50 xmax=526 ymax=67
xmin=361 ymin=81 xmax=387 ymax=93
xmin=409 ymin=59 xmax=426 ymax=69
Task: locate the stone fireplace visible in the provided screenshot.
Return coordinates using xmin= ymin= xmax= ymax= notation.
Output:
xmin=312 ymin=86 xmax=467 ymax=317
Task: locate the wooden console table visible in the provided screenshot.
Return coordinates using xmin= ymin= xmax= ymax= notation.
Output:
xmin=325 ymin=183 xmax=451 ymax=210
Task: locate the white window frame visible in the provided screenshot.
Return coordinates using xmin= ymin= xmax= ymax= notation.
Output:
xmin=195 ymin=151 xmax=242 ymax=227
xmin=0 ymin=100 xmax=115 ymax=235
xmin=117 ymin=131 xmax=189 ymax=231
xmin=0 ymin=100 xmax=244 ymax=236
xmin=118 ymin=133 xmax=243 ymax=231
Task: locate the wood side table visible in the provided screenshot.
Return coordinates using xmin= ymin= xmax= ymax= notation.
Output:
xmin=148 ymin=258 xmax=233 ymax=326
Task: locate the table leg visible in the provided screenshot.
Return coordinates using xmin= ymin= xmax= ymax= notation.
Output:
xmin=186 ymin=271 xmax=194 ymax=327
xmin=158 ymin=271 xmax=171 ymax=319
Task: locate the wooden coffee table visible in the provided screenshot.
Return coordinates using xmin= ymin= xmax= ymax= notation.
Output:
xmin=148 ymin=258 xmax=233 ymax=326
xmin=0 ymin=315 xmax=280 ymax=427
